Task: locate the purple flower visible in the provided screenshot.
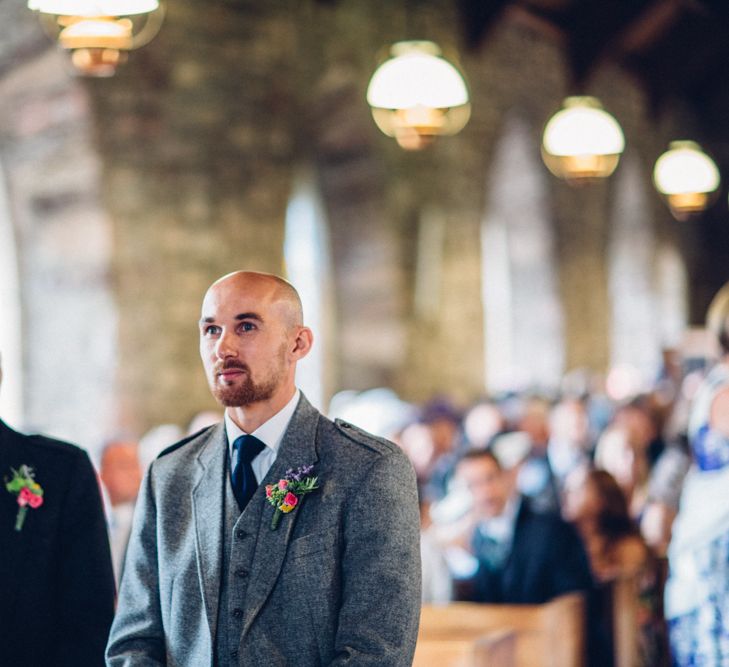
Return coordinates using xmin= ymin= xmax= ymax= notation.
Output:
xmin=285 ymin=464 xmax=314 ymax=482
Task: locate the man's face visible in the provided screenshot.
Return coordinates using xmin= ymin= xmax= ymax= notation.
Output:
xmin=100 ymin=442 xmax=142 ymax=506
xmin=199 ymin=277 xmax=294 ymax=408
xmin=456 ymin=456 xmax=510 ymax=519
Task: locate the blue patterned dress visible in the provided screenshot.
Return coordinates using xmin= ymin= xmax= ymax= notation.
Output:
xmin=666 ymin=364 xmax=729 ymax=666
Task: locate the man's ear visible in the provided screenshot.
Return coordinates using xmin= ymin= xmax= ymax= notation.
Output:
xmin=291 ymin=327 xmax=313 ymax=359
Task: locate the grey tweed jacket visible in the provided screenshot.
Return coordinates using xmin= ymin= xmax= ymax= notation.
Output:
xmin=106 ymin=395 xmax=421 ymax=667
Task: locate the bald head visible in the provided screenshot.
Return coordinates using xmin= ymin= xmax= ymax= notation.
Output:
xmin=199 ymin=271 xmax=313 ymax=416
xmin=206 ymin=271 xmax=303 ymax=330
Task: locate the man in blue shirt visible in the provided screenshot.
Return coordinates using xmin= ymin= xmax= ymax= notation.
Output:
xmin=454 ymin=448 xmax=592 ymax=603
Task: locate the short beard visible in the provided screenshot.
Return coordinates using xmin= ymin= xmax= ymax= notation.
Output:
xmin=210 ymin=350 xmax=286 ymax=407
xmin=214 ymin=373 xmax=278 ymax=407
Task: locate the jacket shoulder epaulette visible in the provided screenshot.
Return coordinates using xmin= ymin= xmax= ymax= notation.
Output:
xmin=26 ymin=434 xmax=86 ymax=459
xmin=332 ymin=418 xmax=399 ymax=456
xmin=157 ymin=425 xmax=215 ymax=459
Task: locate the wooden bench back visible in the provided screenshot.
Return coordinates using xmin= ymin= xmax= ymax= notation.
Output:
xmin=418 ymin=593 xmax=585 ymax=667
xmin=413 ymin=630 xmax=516 ymax=667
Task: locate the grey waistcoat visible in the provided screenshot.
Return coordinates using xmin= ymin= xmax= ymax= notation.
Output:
xmin=214 ymin=462 xmax=262 ymax=667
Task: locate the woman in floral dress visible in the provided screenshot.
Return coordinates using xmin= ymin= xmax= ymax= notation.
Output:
xmin=665 ymin=283 xmax=729 ymax=666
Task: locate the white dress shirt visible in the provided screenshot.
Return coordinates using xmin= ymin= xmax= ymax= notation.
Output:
xmin=224 ymin=389 xmax=300 ymax=483
xmin=476 ymin=495 xmax=521 ymax=545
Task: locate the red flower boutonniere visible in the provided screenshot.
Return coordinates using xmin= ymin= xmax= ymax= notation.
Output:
xmin=266 ymin=465 xmax=318 ymax=530
xmin=5 ymin=465 xmax=44 ymax=531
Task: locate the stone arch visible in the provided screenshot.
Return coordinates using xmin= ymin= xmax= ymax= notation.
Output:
xmin=608 ymin=150 xmax=661 ymax=382
xmin=482 ymin=113 xmax=564 ymax=392
xmin=655 ymin=243 xmax=688 ymax=350
xmin=284 ymin=165 xmax=335 ymax=411
xmin=311 ymin=61 xmax=409 ymax=394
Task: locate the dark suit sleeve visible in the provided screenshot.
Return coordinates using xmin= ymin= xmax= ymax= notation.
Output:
xmin=56 ymin=449 xmax=116 ymax=667
xmin=549 ymin=519 xmax=593 ymax=598
xmin=330 ymin=449 xmax=421 ymax=667
xmin=106 ymin=469 xmax=167 ymax=666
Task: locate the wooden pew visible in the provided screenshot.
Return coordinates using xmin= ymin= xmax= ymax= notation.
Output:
xmin=413 ymin=629 xmax=516 ymax=667
xmin=418 ymin=593 xmax=585 ymax=667
xmin=610 ymin=575 xmax=640 ymax=667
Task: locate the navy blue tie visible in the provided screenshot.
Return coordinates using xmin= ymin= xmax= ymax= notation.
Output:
xmin=232 ymin=434 xmax=266 ymax=511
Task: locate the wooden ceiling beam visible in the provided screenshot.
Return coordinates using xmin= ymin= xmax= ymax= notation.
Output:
xmin=617 ymin=0 xmax=683 ymax=54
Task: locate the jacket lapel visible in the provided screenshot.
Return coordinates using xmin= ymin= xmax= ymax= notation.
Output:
xmin=191 ymin=423 xmax=228 ymax=642
xmin=240 ymin=395 xmax=321 ymax=636
xmin=0 ymin=420 xmax=34 ymax=609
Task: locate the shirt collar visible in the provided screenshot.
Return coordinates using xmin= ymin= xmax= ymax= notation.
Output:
xmin=225 ymin=389 xmax=300 ymax=457
xmin=478 ymin=494 xmax=521 ymax=543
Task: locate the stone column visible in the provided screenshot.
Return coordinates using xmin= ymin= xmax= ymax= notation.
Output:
xmin=86 ymin=1 xmax=297 ymax=433
xmin=552 ymin=181 xmax=612 ymax=374
xmin=0 ymin=48 xmax=117 ymax=451
xmin=312 ymin=64 xmax=409 ymax=393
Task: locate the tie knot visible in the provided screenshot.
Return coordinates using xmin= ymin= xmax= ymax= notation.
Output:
xmin=233 ymin=434 xmax=266 ymax=464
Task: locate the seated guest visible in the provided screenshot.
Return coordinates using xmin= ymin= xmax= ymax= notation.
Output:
xmin=613 ymin=397 xmax=666 ymax=467
xmin=563 ymin=467 xmax=667 ymax=667
xmin=548 ymin=397 xmax=594 ymax=487
xmin=463 ymin=399 xmax=505 ymax=450
xmin=420 ymin=500 xmax=453 ymax=604
xmin=594 ymin=425 xmax=650 ymax=520
xmin=417 ymin=398 xmax=464 ymax=502
xmin=640 ymin=435 xmax=691 ymax=557
xmin=562 ymin=468 xmax=649 ymax=582
xmin=516 ymin=396 xmax=561 ymax=515
xmin=99 ymin=438 xmax=143 ymax=585
xmin=452 ymin=448 xmax=592 ymax=603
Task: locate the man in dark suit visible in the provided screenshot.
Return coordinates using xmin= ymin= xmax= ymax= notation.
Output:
xmin=454 ymin=448 xmax=592 ymax=603
xmin=107 ymin=271 xmax=421 ymax=666
xmin=0 ymin=358 xmax=116 ymax=666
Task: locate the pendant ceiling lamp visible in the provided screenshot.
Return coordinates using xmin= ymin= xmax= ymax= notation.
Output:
xmin=366 ymin=40 xmax=471 ymax=151
xmin=542 ymin=96 xmax=625 ymax=184
xmin=27 ymin=0 xmax=164 ymax=77
xmin=653 ymin=141 xmax=720 ymax=221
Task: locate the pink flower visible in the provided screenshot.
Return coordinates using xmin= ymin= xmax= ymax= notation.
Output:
xmin=283 ymin=492 xmax=298 ymax=508
xmin=266 ymin=485 xmax=273 ymax=498
xmin=28 ymin=493 xmax=43 ymax=509
xmin=278 ymin=479 xmax=288 ymax=491
xmin=17 ymin=487 xmax=32 ymax=507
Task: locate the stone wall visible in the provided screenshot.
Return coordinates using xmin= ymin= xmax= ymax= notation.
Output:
xmin=0 ymin=0 xmax=698 ymax=441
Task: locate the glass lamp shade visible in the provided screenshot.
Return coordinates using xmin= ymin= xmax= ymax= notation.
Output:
xmin=542 ymin=96 xmax=625 ymax=183
xmin=366 ymin=41 xmax=471 ymax=150
xmin=653 ymin=141 xmax=720 ymax=220
xmin=59 ymin=17 xmax=133 ymax=50
xmin=27 ymin=0 xmax=162 ymax=76
xmin=28 ymin=0 xmax=158 ymax=15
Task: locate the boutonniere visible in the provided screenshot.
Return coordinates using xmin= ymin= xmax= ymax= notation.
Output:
xmin=266 ymin=465 xmax=318 ymax=530
xmin=5 ymin=465 xmax=44 ymax=531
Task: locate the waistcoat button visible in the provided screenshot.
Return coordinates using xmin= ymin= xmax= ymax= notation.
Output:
xmin=236 ymin=529 xmax=247 ymax=539
xmin=232 ymin=608 xmax=244 ymax=619
xmin=236 ymin=568 xmax=249 ymax=579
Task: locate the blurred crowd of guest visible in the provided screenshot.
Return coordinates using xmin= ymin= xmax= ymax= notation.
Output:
xmin=329 ymin=336 xmax=723 ymax=666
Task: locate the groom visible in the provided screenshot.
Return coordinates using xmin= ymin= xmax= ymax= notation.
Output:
xmin=107 ymin=271 xmax=421 ymax=666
